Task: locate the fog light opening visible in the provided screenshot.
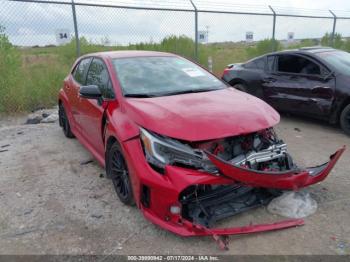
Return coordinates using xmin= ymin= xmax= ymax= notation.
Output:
xmin=170 ymin=204 xmax=181 ymax=215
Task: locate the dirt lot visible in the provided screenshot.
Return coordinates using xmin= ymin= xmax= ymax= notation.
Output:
xmin=0 ymin=114 xmax=349 ymax=255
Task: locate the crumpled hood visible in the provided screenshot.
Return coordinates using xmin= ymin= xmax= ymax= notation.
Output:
xmin=123 ymin=88 xmax=280 ymax=141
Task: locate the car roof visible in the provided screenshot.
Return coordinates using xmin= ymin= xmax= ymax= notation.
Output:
xmin=267 ymin=47 xmax=336 ymax=56
xmin=81 ymin=50 xmax=176 ymax=60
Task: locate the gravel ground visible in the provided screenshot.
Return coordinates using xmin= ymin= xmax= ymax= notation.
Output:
xmin=0 ymin=114 xmax=349 ymax=255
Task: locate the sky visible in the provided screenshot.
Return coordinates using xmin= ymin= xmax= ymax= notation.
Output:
xmin=1 ymin=0 xmax=350 ymax=46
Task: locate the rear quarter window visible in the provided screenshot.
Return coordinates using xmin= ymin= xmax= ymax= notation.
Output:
xmin=73 ymin=58 xmax=91 ymax=85
xmin=244 ymin=57 xmax=265 ymax=70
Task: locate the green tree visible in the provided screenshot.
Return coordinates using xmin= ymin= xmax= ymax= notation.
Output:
xmin=321 ymin=32 xmax=344 ymax=49
xmin=0 ymin=25 xmax=23 ymax=112
xmin=246 ymin=39 xmax=281 ymax=59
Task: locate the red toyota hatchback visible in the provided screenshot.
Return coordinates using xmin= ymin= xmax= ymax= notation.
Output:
xmin=58 ymin=51 xmax=344 ymax=247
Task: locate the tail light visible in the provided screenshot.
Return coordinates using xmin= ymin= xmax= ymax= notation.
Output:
xmin=222 ymin=64 xmax=234 ymax=78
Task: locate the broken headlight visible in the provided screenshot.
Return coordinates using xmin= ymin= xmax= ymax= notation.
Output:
xmin=140 ymin=128 xmax=216 ymax=172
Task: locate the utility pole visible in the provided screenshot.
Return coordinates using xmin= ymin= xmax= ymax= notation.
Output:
xmin=269 ymin=5 xmax=276 ymax=52
xmin=329 ymin=10 xmax=337 ymax=47
xmin=189 ymin=0 xmax=198 ymax=61
xmin=206 ymin=25 xmax=209 ymax=44
xmin=71 ymin=0 xmax=80 ymax=57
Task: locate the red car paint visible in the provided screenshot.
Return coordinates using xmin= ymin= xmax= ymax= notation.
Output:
xmin=124 ymin=88 xmax=279 ymax=141
xmin=59 ymin=51 xmax=344 ymax=247
xmin=206 ymin=146 xmax=346 ymax=190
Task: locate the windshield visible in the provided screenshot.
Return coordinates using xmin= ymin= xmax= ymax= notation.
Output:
xmin=316 ymin=50 xmax=350 ymax=76
xmin=112 ymin=56 xmax=225 ymax=97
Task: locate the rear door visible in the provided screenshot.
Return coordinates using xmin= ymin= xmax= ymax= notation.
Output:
xmin=78 ymin=57 xmax=115 ymax=157
xmin=68 ymin=57 xmax=92 ymax=130
xmin=262 ymin=54 xmax=335 ymax=117
xmin=239 ymin=57 xmax=268 ymax=98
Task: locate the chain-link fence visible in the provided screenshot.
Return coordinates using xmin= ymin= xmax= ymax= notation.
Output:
xmin=1 ymin=0 xmax=350 ymax=112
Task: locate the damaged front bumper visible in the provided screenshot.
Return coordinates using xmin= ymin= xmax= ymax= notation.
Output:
xmin=206 ymin=146 xmax=345 ymax=190
xmin=122 ymin=137 xmax=344 ymax=249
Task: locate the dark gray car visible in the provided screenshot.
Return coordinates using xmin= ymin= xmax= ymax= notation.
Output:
xmin=222 ymin=47 xmax=350 ymax=135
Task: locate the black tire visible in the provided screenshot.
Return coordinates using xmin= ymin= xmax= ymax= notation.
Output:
xmin=233 ymin=83 xmax=247 ymax=92
xmin=340 ymin=104 xmax=350 ymax=136
xmin=58 ymin=103 xmax=75 ymax=138
xmin=107 ymin=142 xmax=135 ymax=205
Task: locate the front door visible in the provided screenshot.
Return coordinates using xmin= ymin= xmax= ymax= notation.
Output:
xmin=67 ymin=57 xmax=92 ymax=131
xmin=78 ymin=57 xmax=115 ymax=157
xmin=262 ymin=54 xmax=335 ymax=117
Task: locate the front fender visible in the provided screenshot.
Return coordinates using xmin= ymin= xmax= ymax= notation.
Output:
xmin=105 ymin=102 xmax=140 ymax=143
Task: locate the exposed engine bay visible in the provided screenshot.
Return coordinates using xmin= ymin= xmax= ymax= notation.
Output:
xmin=169 ymin=128 xmax=296 ymax=228
xmin=178 ymin=129 xmax=298 ymax=227
xmin=192 ymin=127 xmax=295 ymax=173
xmin=141 ymin=127 xmax=296 ymax=174
xmin=140 ymin=127 xmax=345 ymax=231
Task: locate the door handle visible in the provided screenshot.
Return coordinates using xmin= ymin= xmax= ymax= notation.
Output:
xmin=311 ymin=86 xmax=331 ymax=90
xmin=308 ymin=98 xmax=317 ymax=102
xmin=262 ymin=77 xmax=276 ymax=83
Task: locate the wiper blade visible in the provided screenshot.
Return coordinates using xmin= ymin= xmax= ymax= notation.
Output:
xmin=124 ymin=88 xmax=222 ymax=98
xmin=124 ymin=93 xmax=156 ymax=98
xmin=160 ymin=88 xmax=220 ymax=96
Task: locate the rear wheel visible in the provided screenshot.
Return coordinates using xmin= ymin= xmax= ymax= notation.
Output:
xmin=58 ymin=103 xmax=75 ymax=138
xmin=107 ymin=142 xmax=135 ymax=205
xmin=340 ymin=104 xmax=350 ymax=136
xmin=232 ymin=83 xmax=247 ymax=92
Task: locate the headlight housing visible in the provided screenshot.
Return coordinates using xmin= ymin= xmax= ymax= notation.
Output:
xmin=140 ymin=128 xmax=216 ymax=173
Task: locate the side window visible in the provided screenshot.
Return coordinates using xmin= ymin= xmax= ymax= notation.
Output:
xmin=245 ymin=57 xmax=265 ymax=70
xmin=277 ymin=55 xmax=321 ymax=75
xmin=73 ymin=58 xmax=91 ymax=85
xmin=86 ymin=58 xmax=115 ymax=99
xmin=267 ymin=56 xmax=276 ymax=71
xmin=255 ymin=58 xmax=265 ymax=70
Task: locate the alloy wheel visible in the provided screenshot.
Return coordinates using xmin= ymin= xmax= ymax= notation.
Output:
xmin=110 ymin=148 xmax=132 ymax=202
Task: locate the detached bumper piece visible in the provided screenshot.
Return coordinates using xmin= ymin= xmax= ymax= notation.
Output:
xmin=206 ymin=146 xmax=345 ymax=190
xmin=194 ymin=219 xmax=304 ymax=250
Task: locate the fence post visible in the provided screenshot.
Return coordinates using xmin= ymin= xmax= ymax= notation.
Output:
xmin=189 ymin=0 xmax=198 ymax=61
xmin=71 ymin=0 xmax=80 ymax=57
xmin=269 ymin=5 xmax=276 ymax=52
xmin=329 ymin=10 xmax=337 ymax=47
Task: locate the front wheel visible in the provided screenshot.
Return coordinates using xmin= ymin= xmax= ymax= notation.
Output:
xmin=106 ymin=142 xmax=135 ymax=205
xmin=58 ymin=103 xmax=75 ymax=138
xmin=340 ymin=104 xmax=350 ymax=136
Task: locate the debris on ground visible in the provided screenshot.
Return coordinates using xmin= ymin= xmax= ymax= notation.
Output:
xmin=91 ymin=214 xmax=103 ymax=219
xmin=267 ymin=191 xmax=317 ymax=218
xmin=25 ymin=114 xmax=43 ymax=125
xmin=25 ymin=108 xmax=58 ymax=125
xmin=336 ymin=241 xmax=347 ymax=254
xmin=81 ymin=159 xmax=94 ymax=165
xmin=294 ymin=127 xmax=301 ymax=132
xmin=41 ymin=113 xmax=59 ymax=123
xmin=42 ymin=112 xmax=50 ymax=118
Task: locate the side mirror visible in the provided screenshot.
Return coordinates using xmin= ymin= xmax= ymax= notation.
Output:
xmin=79 ymin=85 xmax=102 ymax=99
xmin=321 ymin=69 xmax=335 ymax=81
